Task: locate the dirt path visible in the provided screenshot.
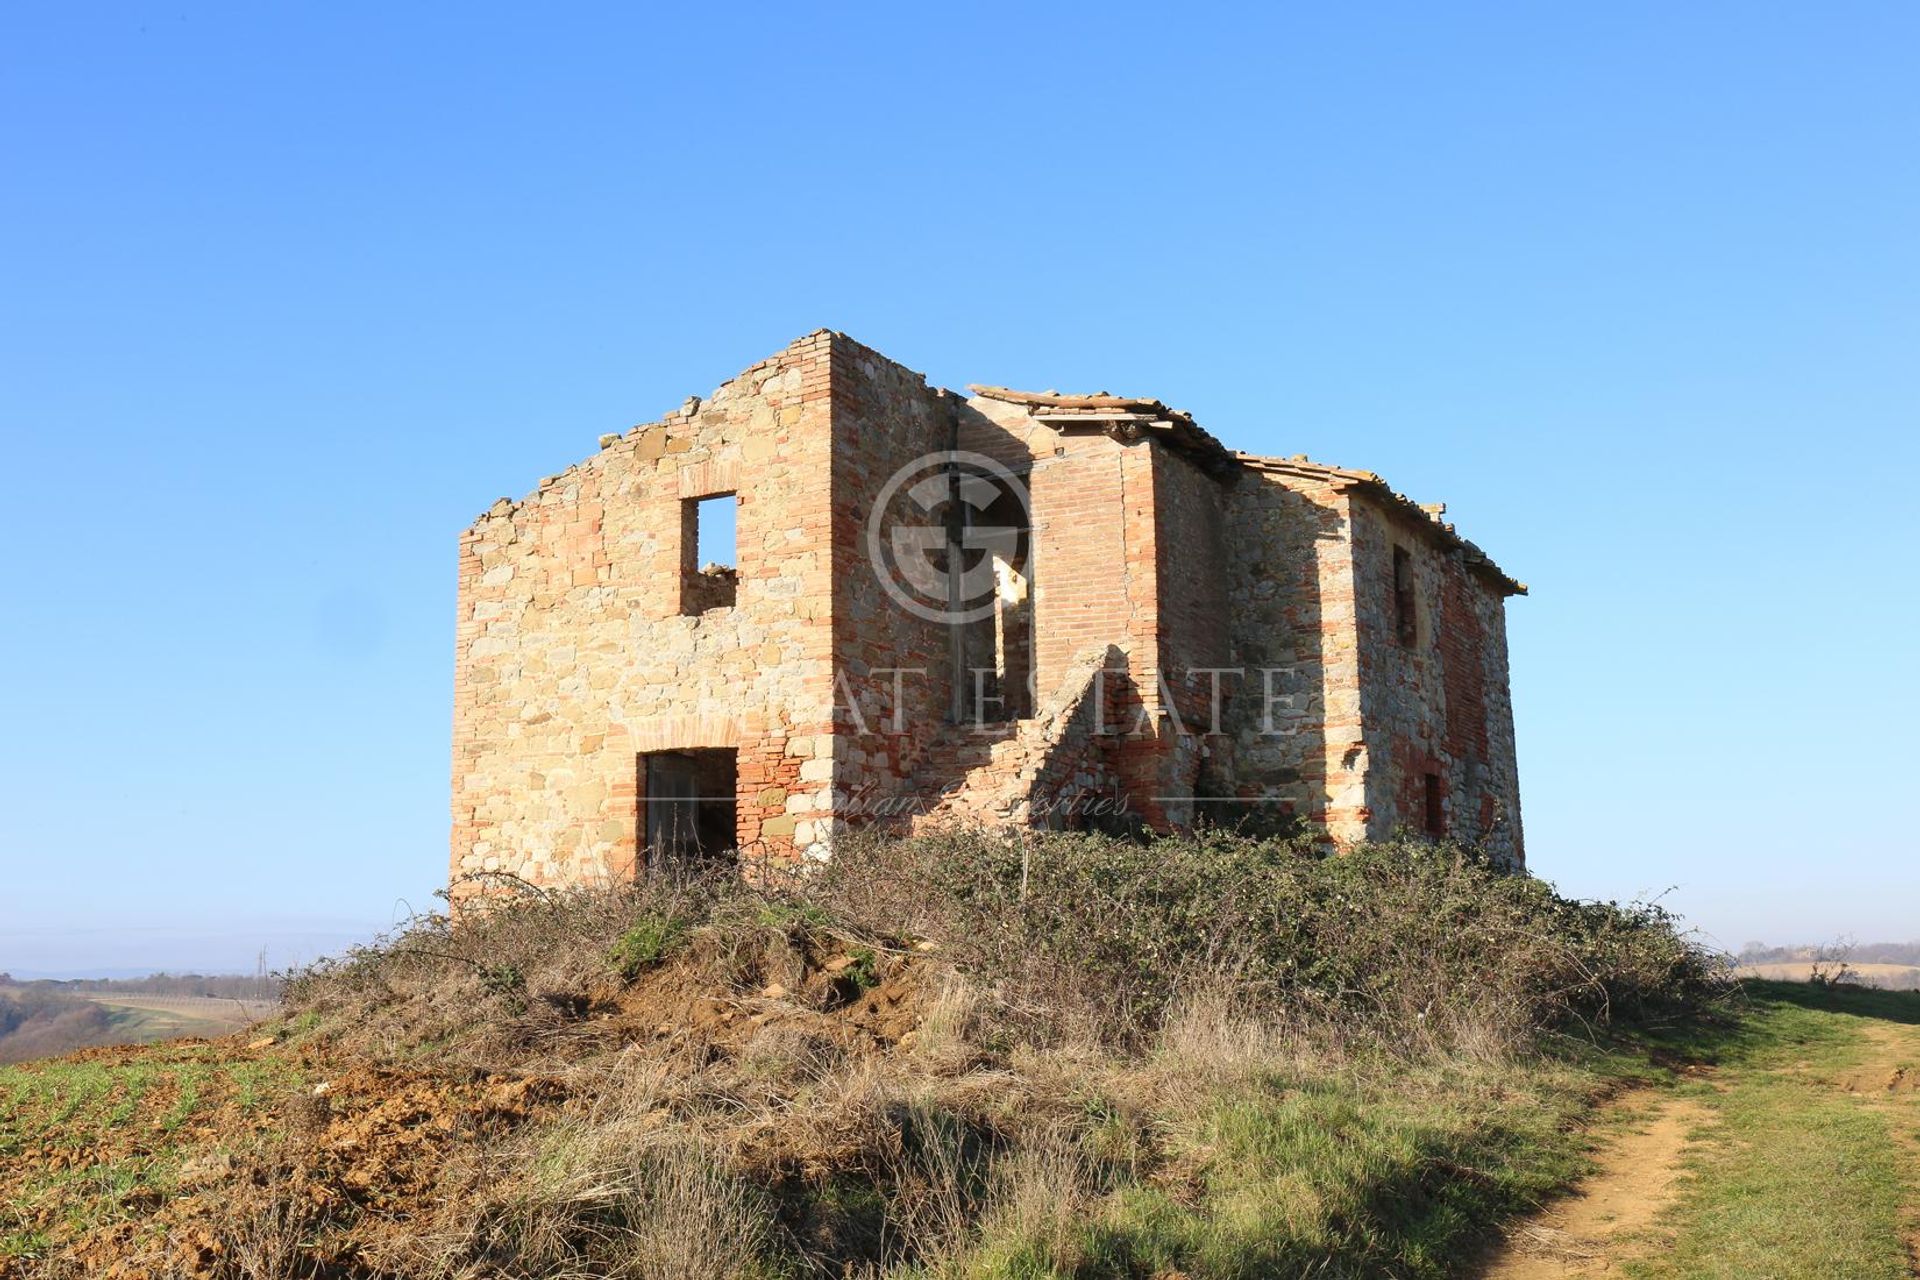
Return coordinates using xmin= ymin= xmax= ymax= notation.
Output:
xmin=1483 ymin=1009 xmax=1920 ymax=1280
xmin=1840 ymin=1022 xmax=1920 ymax=1275
xmin=1479 ymin=1087 xmax=1712 ymax=1279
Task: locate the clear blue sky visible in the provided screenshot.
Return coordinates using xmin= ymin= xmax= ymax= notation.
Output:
xmin=3 ymin=3 xmax=1915 ymax=974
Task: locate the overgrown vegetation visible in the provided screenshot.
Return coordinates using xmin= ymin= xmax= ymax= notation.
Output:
xmin=609 ymin=911 xmax=692 ymax=980
xmin=2 ymin=830 xmax=1735 ymax=1279
xmin=812 ymin=830 xmax=1724 ymax=1052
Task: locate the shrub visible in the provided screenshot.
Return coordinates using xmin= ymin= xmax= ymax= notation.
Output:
xmin=811 ymin=828 xmax=1731 ymax=1053
xmin=136 ymin=828 xmax=1734 ymax=1280
xmin=839 ymin=946 xmax=880 ymax=995
xmin=279 ymin=828 xmax=1729 ymax=1065
xmin=279 ymin=867 xmax=731 ymax=1066
xmin=610 ymin=913 xmax=690 ymax=981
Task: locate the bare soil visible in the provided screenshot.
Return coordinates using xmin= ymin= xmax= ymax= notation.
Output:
xmin=0 ymin=933 xmax=936 ymax=1279
xmin=1479 ymin=1088 xmax=1713 ymax=1279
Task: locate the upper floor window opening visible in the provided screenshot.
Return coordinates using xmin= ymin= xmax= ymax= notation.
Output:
xmin=681 ymin=493 xmax=738 ymax=614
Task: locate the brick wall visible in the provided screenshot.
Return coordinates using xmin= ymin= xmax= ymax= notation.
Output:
xmin=1018 ymin=430 xmax=1169 ymax=821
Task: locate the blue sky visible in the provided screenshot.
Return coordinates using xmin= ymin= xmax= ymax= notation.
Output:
xmin=2 ymin=3 xmax=1915 ymax=974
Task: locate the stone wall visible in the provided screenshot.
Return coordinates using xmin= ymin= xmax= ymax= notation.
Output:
xmin=1146 ymin=444 xmax=1233 ymax=826
xmin=825 ymin=337 xmax=955 ymax=822
xmin=1347 ymin=494 xmax=1525 ymax=865
xmin=450 ymin=333 xmax=839 ymax=888
xmin=1222 ymin=469 xmax=1369 ymax=842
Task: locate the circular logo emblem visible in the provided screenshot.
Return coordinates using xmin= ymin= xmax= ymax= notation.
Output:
xmin=865 ymin=451 xmax=1032 ymax=625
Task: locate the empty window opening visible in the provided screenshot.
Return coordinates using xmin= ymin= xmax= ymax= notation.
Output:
xmin=1393 ymin=546 xmax=1418 ymax=647
xmin=681 ymin=494 xmax=738 ymax=614
xmin=957 ymin=482 xmax=1034 ymax=724
xmin=640 ymin=748 xmax=737 ymax=869
xmin=1423 ymin=771 xmax=1446 ymax=837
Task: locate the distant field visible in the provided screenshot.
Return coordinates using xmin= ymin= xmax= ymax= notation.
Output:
xmin=82 ymin=995 xmax=278 ymax=1040
xmin=0 ymin=988 xmax=280 ymax=1063
xmin=1735 ymin=961 xmax=1920 ymax=990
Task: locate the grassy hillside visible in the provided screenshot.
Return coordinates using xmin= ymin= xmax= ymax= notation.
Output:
xmin=0 ymin=831 xmax=1736 ymax=1279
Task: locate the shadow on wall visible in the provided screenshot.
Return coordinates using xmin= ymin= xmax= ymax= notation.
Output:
xmin=1212 ymin=471 xmax=1335 ymax=840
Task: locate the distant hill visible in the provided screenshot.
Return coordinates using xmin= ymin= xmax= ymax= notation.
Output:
xmin=0 ymin=971 xmax=279 ymax=1000
xmin=0 ymin=987 xmax=122 ymax=1063
xmin=0 ymin=976 xmax=277 ymax=1064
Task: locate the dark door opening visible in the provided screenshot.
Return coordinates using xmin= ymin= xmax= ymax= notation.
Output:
xmin=1423 ymin=771 xmax=1446 ymax=837
xmin=641 ymin=749 xmax=738 ymax=868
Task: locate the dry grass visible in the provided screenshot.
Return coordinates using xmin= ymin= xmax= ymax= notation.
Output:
xmin=2 ymin=830 xmax=1732 ymax=1279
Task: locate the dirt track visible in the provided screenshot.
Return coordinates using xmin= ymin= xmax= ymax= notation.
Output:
xmin=1480 ymin=1089 xmax=1712 ymax=1278
xmin=1481 ymin=1004 xmax=1920 ymax=1279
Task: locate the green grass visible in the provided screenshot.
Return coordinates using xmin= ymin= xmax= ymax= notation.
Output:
xmin=105 ymin=1065 xmax=159 ymax=1124
xmin=927 ymin=986 xmax=1920 ymax=1280
xmin=1625 ymin=981 xmax=1920 ymax=1280
xmin=160 ymin=1061 xmax=210 ymax=1132
xmin=755 ymin=901 xmax=834 ymax=932
xmin=939 ymin=1053 xmax=1623 ymax=1280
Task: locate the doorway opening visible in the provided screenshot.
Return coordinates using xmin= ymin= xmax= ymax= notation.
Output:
xmin=1423 ymin=771 xmax=1446 ymax=837
xmin=640 ymin=748 xmax=738 ymax=868
xmin=956 ymin=482 xmax=1033 ymax=724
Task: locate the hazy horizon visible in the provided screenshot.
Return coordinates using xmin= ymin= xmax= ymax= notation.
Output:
xmin=0 ymin=916 xmax=403 ymax=980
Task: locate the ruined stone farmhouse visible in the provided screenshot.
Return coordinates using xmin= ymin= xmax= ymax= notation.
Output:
xmin=451 ymin=331 xmax=1526 ymax=889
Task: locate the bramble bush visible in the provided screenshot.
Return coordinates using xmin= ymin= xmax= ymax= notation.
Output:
xmin=808 ymin=828 xmax=1730 ymax=1053
xmin=282 ymin=829 xmax=1729 ymax=1062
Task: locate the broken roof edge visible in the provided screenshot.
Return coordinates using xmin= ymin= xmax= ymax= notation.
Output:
xmin=967 ymin=384 xmax=1239 ymax=474
xmin=968 ymin=386 xmax=1524 ymax=596
xmin=1238 ymin=453 xmax=1528 ymax=596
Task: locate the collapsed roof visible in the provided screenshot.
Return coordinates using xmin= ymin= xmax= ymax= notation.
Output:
xmin=967 ymin=384 xmax=1525 ymax=596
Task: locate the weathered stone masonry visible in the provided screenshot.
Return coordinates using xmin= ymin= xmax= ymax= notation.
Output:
xmin=451 ymin=331 xmax=1527 ymax=890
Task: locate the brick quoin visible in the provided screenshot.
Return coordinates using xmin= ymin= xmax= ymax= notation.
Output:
xmin=450 ymin=332 xmax=1528 ymax=893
